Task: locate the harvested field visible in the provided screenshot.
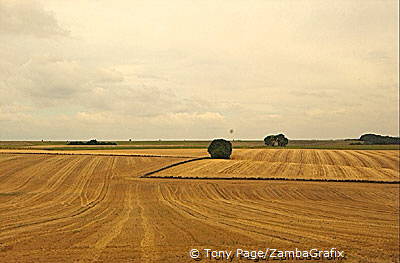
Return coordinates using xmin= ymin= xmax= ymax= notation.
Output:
xmin=0 ymin=154 xmax=189 ymax=184
xmin=0 ymin=153 xmax=399 ymax=262
xmin=149 ymin=159 xmax=399 ymax=182
xmin=0 ymin=148 xmax=207 ymax=158
xmin=149 ymin=149 xmax=400 ymax=182
xmin=232 ymin=149 xmax=399 ymax=169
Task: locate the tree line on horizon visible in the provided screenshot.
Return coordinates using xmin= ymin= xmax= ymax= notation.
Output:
xmin=356 ymin=134 xmax=400 ymax=145
xmin=67 ymin=139 xmax=117 ymax=146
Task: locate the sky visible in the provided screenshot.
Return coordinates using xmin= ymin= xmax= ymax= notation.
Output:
xmin=0 ymin=0 xmax=398 ymax=140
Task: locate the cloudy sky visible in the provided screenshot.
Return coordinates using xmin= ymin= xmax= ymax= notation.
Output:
xmin=0 ymin=0 xmax=398 ymax=140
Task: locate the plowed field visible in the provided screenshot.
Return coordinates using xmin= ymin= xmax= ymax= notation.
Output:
xmin=0 ymin=151 xmax=399 ymax=262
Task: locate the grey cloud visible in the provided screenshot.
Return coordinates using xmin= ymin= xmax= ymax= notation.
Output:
xmin=6 ymin=56 xmax=125 ymax=104
xmin=0 ymin=0 xmax=67 ymax=38
xmin=8 ymin=57 xmax=92 ymax=103
xmin=2 ymin=51 xmax=215 ymax=121
xmin=83 ymin=84 xmax=190 ymax=118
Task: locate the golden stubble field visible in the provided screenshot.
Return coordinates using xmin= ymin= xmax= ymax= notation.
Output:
xmin=152 ymin=149 xmax=400 ymax=182
xmin=0 ymin=149 xmax=399 ymax=262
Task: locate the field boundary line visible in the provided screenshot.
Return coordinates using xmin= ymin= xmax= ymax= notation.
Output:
xmin=142 ymin=175 xmax=400 ymax=184
xmin=140 ymin=157 xmax=211 ymax=177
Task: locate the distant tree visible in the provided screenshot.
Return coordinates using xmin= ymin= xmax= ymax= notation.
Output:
xmin=264 ymin=135 xmax=275 ymax=146
xmin=359 ymin=134 xmax=400 ymax=145
xmin=87 ymin=139 xmax=98 ymax=145
xmin=278 ymin=137 xmax=289 ymax=146
xmin=208 ymin=139 xmax=232 ymax=159
xmin=264 ymin=134 xmax=289 ymax=147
